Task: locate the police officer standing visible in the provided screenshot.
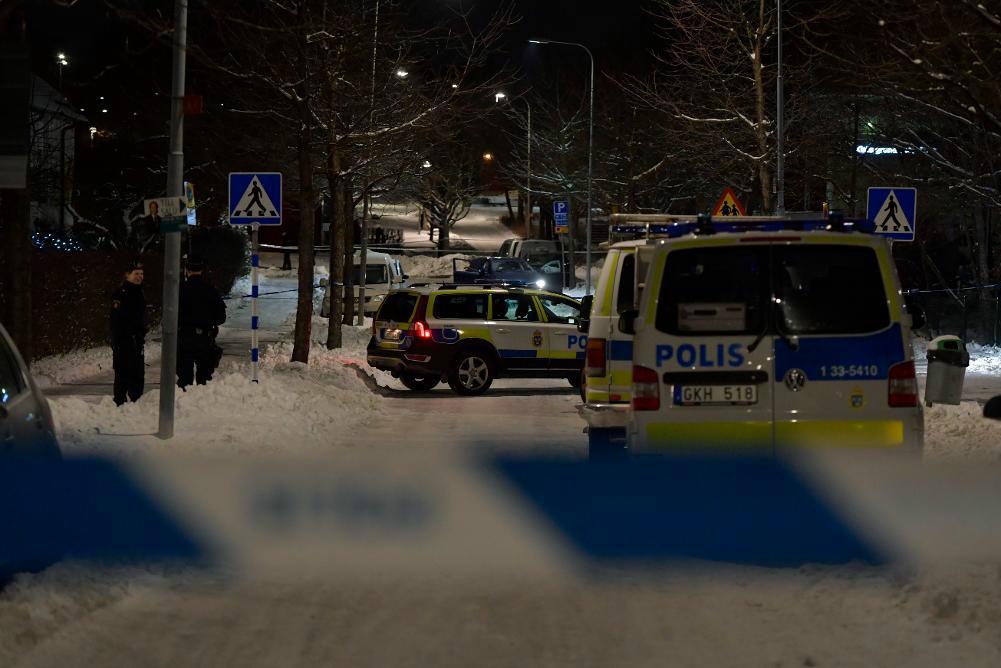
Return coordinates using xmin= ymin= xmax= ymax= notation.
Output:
xmin=111 ymin=259 xmax=147 ymax=406
xmin=177 ymin=255 xmax=227 ymax=389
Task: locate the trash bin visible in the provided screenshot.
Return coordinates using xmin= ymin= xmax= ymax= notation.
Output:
xmin=924 ymin=335 xmax=969 ymax=406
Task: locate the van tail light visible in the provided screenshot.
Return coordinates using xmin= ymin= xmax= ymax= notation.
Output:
xmin=585 ymin=338 xmax=607 ymax=378
xmin=632 ymin=365 xmax=660 ymax=411
xmin=888 ymin=361 xmax=918 ymax=407
xmin=412 ymin=320 xmax=433 ymax=340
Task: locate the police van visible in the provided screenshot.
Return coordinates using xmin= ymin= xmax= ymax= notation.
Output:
xmin=578 ymin=239 xmax=655 ymax=453
xmin=620 ymin=215 xmax=924 ymax=454
xmin=367 ymin=284 xmax=586 ymax=395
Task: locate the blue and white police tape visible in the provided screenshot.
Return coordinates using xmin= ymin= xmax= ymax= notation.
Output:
xmin=4 ymin=450 xmax=1001 ymax=579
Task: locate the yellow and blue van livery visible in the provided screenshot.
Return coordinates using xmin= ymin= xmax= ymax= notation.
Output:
xmin=367 ymin=285 xmax=585 ymax=395
xmin=626 ymin=217 xmax=924 ymax=454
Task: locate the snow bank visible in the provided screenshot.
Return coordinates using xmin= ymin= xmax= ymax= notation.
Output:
xmin=399 ymin=253 xmax=470 ymax=278
xmin=0 ymin=563 xmax=190 ymax=666
xmin=924 ymin=401 xmax=1001 ymax=462
xmin=32 ymin=343 xmax=163 ymax=389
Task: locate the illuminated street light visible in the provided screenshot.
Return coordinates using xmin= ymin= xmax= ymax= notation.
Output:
xmin=395 ymin=69 xmax=408 ymax=78
xmin=56 ymin=52 xmax=69 ymax=91
xmin=494 ymin=92 xmax=506 ymax=103
xmin=422 ymin=160 xmax=432 ymax=169
xmin=482 ymin=152 xmax=494 ymax=161
xmin=451 ymin=84 xmax=459 ymax=89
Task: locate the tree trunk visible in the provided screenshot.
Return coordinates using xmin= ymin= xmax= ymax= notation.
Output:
xmin=326 ymin=145 xmax=345 ymax=350
xmin=504 ymin=189 xmax=515 ymax=230
xmin=752 ymin=0 xmax=773 ymax=213
xmin=291 ymin=116 xmax=316 ymax=364
xmin=342 ymin=172 xmax=355 ymax=326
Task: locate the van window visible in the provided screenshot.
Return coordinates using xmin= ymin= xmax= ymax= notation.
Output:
xmin=656 ymin=247 xmax=769 ymax=335
xmin=774 ymin=246 xmax=889 ymax=334
xmin=352 ymin=264 xmax=389 ymax=285
xmin=616 ymin=253 xmax=635 ymax=314
xmin=433 ymin=293 xmax=488 ymax=320
xmin=376 ymin=292 xmax=418 ymax=323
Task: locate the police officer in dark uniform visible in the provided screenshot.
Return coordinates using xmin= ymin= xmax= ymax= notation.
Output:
xmin=177 ymin=255 xmax=227 ymax=389
xmin=111 ymin=259 xmax=147 ymax=406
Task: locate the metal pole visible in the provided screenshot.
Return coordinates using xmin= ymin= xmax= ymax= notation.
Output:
xmin=251 ymin=222 xmax=260 ymax=383
xmin=526 ymin=103 xmax=531 ymax=238
xmin=358 ymin=0 xmax=379 ymax=325
xmin=157 ymin=0 xmax=187 ymax=439
xmin=585 ymin=46 xmax=594 ymax=295
xmin=775 ymin=0 xmax=785 ymax=216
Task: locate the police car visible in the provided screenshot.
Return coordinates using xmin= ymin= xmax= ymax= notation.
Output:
xmin=367 ymin=284 xmax=586 ymax=395
xmin=618 ymin=214 xmax=924 ymax=454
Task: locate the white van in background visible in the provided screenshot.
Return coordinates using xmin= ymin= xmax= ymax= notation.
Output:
xmin=320 ymin=250 xmax=409 ymax=317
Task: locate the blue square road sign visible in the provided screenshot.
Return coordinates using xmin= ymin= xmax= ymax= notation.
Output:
xmin=229 ymin=172 xmax=282 ymax=225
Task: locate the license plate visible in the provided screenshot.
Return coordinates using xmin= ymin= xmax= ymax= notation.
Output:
xmin=384 ymin=328 xmax=401 ymax=341
xmin=675 ymin=385 xmax=757 ymax=406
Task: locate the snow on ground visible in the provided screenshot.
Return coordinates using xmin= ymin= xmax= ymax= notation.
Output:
xmin=399 ymin=253 xmax=470 ymax=279
xmin=32 ymin=343 xmax=162 ymax=389
xmin=924 ymin=401 xmax=1001 ymax=462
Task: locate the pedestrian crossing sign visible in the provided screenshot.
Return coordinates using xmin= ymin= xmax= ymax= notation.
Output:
xmin=867 ymin=187 xmax=916 ymax=241
xmin=229 ymin=172 xmax=282 ymax=225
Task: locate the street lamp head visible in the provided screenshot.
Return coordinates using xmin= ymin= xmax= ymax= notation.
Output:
xmin=482 ymin=152 xmax=494 ymax=161
xmin=494 ymin=92 xmax=506 ymax=102
xmin=528 ymin=39 xmax=548 ymax=44
xmin=395 ymin=69 xmax=408 ymax=78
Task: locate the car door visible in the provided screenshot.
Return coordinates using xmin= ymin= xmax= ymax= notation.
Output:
xmin=536 ymin=294 xmax=585 ymax=372
xmin=0 ymin=332 xmax=42 ymax=451
xmin=489 ymin=293 xmax=546 ymax=372
xmin=630 ymin=243 xmax=775 ymax=452
xmin=771 ymin=241 xmax=911 ymax=449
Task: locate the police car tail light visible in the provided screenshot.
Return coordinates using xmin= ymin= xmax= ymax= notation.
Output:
xmin=413 ymin=320 xmax=433 ymax=340
xmin=632 ymin=365 xmax=660 ymax=411
xmin=888 ymin=361 xmax=918 ymax=407
xmin=585 ymin=338 xmax=607 ymax=378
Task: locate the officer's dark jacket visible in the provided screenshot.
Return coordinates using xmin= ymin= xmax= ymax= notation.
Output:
xmin=178 ymin=275 xmax=227 ymax=332
xmin=110 ymin=282 xmax=146 ymax=346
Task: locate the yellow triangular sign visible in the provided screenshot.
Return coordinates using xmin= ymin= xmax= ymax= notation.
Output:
xmin=712 ymin=187 xmax=746 ymax=216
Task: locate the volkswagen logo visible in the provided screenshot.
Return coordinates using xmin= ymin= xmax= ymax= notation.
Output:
xmin=784 ymin=368 xmax=807 ymax=392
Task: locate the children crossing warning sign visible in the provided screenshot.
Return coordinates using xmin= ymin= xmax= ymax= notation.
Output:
xmin=712 ymin=187 xmax=746 ymax=216
xmin=866 ymin=187 xmax=916 ymax=241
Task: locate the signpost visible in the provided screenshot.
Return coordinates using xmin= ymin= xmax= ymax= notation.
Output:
xmin=867 ymin=187 xmax=917 ymax=242
xmin=553 ymin=200 xmax=569 ymax=234
xmin=229 ymin=172 xmax=282 ymax=383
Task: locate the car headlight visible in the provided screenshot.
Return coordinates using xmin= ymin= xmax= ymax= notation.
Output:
xmin=535 ymin=279 xmax=546 ymax=289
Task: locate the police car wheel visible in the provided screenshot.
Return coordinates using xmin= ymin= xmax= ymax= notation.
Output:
xmin=399 ymin=372 xmax=440 ymax=392
xmin=448 ymin=351 xmax=494 ymax=396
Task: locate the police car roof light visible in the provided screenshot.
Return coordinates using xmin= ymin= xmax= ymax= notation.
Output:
xmin=611 ymin=217 xmax=872 ymax=238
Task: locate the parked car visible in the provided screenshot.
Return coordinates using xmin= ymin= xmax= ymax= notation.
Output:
xmin=452 ymin=257 xmax=557 ymax=290
xmin=320 ymin=250 xmax=409 ymax=318
xmin=0 ymin=322 xmax=60 ymax=459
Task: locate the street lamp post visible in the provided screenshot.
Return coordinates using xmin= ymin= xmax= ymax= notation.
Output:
xmin=775 ymin=0 xmax=785 ymax=216
xmin=358 ymin=0 xmax=379 ymax=326
xmin=529 ymin=39 xmax=594 ymax=294
xmin=494 ymin=92 xmax=532 ymax=238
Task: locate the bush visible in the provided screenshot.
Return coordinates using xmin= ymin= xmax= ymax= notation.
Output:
xmin=189 ymin=225 xmax=249 ymax=295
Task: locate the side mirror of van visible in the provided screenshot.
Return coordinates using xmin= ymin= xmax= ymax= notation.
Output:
xmin=577 ymin=294 xmax=593 ymax=333
xmin=905 ymin=298 xmax=926 ymax=330
xmin=618 ymin=308 xmax=639 ymax=335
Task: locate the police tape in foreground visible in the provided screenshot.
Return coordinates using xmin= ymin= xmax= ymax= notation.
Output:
xmin=3 ymin=449 xmax=1001 ymax=579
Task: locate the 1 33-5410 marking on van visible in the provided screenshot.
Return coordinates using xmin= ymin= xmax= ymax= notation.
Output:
xmin=656 ymin=343 xmax=746 ymax=368
xmin=818 ymin=364 xmax=881 ymax=379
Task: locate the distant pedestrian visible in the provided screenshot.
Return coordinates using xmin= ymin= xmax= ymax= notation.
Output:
xmin=177 ymin=255 xmax=227 ymax=389
xmin=111 ymin=259 xmax=147 ymax=406
xmin=281 ymin=231 xmax=293 ymax=271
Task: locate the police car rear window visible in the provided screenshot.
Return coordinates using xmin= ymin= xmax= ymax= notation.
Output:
xmin=774 ymin=246 xmax=889 ymax=334
xmin=377 ymin=293 xmax=418 ymax=323
xmin=433 ymin=294 xmax=487 ymax=320
xmin=656 ymin=247 xmax=769 ymax=335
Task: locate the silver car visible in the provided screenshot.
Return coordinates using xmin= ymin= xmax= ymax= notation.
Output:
xmin=0 ymin=323 xmax=60 ymax=458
